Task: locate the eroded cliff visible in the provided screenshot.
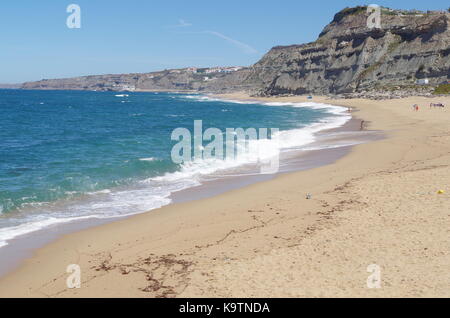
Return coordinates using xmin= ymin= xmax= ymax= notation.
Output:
xmin=248 ymin=7 xmax=449 ymax=95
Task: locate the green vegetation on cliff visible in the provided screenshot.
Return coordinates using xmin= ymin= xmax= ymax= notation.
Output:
xmin=433 ymin=84 xmax=450 ymax=94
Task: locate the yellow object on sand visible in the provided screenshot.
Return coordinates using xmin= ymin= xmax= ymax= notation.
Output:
xmin=437 ymin=190 xmax=445 ymax=194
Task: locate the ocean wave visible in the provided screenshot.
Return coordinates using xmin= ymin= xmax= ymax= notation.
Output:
xmin=139 ymin=157 xmax=158 ymax=162
xmin=145 ymin=95 xmax=351 ymax=188
xmin=180 ymin=94 xmax=350 ymax=118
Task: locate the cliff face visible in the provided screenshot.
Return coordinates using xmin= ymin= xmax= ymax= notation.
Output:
xmin=249 ymin=7 xmax=450 ymax=95
xmin=22 ymin=7 xmax=450 ymax=96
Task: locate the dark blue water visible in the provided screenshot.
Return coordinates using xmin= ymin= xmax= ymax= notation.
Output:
xmin=0 ymin=89 xmax=349 ymax=247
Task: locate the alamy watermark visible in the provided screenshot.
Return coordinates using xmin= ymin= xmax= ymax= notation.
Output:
xmin=367 ymin=264 xmax=381 ymax=289
xmin=66 ymin=264 xmax=81 ymax=289
xmin=367 ymin=4 xmax=381 ymax=29
xmin=66 ymin=4 xmax=81 ymax=29
xmin=171 ymin=120 xmax=280 ymax=174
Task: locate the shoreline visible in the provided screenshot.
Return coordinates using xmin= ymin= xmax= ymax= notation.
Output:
xmin=0 ymin=95 xmax=367 ymax=277
xmin=0 ymin=94 xmax=449 ymax=297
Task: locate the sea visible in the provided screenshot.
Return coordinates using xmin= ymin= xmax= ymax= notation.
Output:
xmin=0 ymin=89 xmax=359 ymax=250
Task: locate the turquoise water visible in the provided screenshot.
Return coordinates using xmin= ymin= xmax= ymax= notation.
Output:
xmin=0 ymin=89 xmax=350 ymax=247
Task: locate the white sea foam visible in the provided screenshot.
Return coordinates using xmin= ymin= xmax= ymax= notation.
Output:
xmin=139 ymin=157 xmax=158 ymax=162
xmin=91 ymin=189 xmax=112 ymax=194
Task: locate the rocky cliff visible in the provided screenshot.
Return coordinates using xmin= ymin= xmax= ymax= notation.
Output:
xmin=22 ymin=7 xmax=450 ymax=96
xmin=245 ymin=6 xmax=450 ymax=96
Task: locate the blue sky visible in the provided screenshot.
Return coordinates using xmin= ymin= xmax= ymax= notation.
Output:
xmin=1 ymin=0 xmax=448 ymax=83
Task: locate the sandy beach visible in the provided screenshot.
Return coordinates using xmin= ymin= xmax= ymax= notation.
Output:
xmin=0 ymin=94 xmax=449 ymax=298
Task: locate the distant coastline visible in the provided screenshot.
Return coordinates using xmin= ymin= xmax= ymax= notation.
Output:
xmin=0 ymin=84 xmax=21 ymax=89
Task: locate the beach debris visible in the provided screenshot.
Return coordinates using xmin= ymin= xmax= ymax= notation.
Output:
xmin=248 ymin=209 xmax=264 ymax=213
xmin=306 ymin=194 xmax=312 ymax=200
xmin=437 ymin=190 xmax=445 ymax=194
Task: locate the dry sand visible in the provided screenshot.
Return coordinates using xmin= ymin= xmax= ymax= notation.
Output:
xmin=0 ymin=94 xmax=448 ymax=298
